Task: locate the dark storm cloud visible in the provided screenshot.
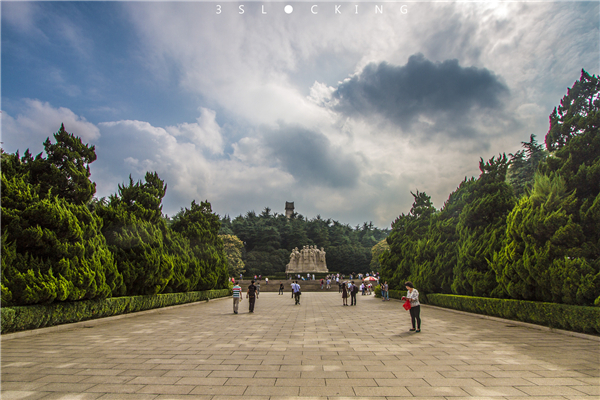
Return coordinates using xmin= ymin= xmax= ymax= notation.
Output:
xmin=263 ymin=124 xmax=360 ymax=188
xmin=332 ymin=53 xmax=509 ymax=136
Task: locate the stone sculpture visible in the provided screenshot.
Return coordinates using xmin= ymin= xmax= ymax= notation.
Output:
xmin=286 ymin=245 xmax=328 ymax=274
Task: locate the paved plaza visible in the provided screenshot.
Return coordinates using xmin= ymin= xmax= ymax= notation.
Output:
xmin=1 ymin=292 xmax=599 ymax=400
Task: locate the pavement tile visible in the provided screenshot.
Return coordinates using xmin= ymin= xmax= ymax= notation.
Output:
xmin=0 ymin=391 xmax=51 ymax=400
xmin=77 ymin=376 xmax=135 ymax=384
xmin=1 ymin=382 xmax=50 ymax=391
xmin=406 ymin=386 xmax=470 ymax=397
xmin=38 ymin=393 xmax=105 ymax=399
xmin=188 ymin=385 xmax=246 ymax=395
xmin=298 ymin=386 xmax=353 ymax=396
xmin=136 ymin=385 xmax=196 ymax=395
xmin=524 ymin=377 xmax=594 ymax=386
xmin=223 ymin=378 xmax=276 ymax=386
xmin=244 ymin=386 xmax=299 ymax=396
xmin=374 ymin=378 xmax=429 ymax=387
xmin=353 ymin=387 xmax=412 ymax=397
xmin=567 ymin=385 xmax=599 ymax=395
xmin=174 ymin=377 xmax=227 ymax=386
xmin=95 ymin=395 xmax=158 ymax=400
xmin=35 ymin=384 xmax=97 ymax=393
xmin=84 ymin=384 xmax=146 ymax=393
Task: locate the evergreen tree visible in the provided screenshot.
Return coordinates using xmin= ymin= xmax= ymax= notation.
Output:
xmin=170 ymin=201 xmax=229 ymax=290
xmin=96 ymin=173 xmax=174 ymax=295
xmin=23 ymin=124 xmax=97 ymax=205
xmin=1 ymin=140 xmax=123 ymax=306
xmin=380 ymin=191 xmax=436 ymax=290
xmin=508 ymin=134 xmax=547 ymax=198
xmin=451 ymin=155 xmax=515 ymax=297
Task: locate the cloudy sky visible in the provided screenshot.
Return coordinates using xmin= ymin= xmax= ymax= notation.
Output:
xmin=2 ymin=1 xmax=598 ymax=227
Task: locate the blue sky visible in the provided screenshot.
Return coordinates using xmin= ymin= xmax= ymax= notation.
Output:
xmin=2 ymin=1 xmax=599 ymax=227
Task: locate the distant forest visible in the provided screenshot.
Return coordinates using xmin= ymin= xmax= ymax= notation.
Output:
xmin=219 ymin=211 xmax=389 ymax=276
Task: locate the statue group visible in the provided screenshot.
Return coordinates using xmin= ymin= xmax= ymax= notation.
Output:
xmin=285 ymin=245 xmax=328 ymax=274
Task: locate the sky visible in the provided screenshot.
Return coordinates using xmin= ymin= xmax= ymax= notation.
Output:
xmin=2 ymin=1 xmax=599 ymax=228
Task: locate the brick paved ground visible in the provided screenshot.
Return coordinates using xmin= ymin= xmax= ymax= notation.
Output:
xmin=1 ymin=292 xmax=599 ymax=399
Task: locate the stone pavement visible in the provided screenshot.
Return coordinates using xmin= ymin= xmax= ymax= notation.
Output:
xmin=1 ymin=292 xmax=599 ymax=400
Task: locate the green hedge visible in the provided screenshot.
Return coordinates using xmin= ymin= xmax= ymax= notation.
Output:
xmin=1 ymin=288 xmax=231 ymax=334
xmin=427 ymin=294 xmax=600 ymax=334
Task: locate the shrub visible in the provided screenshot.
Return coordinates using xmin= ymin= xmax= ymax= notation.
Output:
xmin=427 ymin=294 xmax=600 ymax=334
xmin=1 ymin=289 xmax=230 ymax=334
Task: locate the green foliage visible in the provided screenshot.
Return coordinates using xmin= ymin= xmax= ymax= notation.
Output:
xmin=9 ymin=124 xmax=98 ymax=205
xmin=369 ymin=239 xmax=389 ymax=272
xmin=545 ymin=69 xmax=599 ymax=152
xmin=380 ymin=191 xmax=436 ymax=290
xmin=493 ymin=70 xmax=600 ymax=306
xmin=1 ymin=289 xmax=230 ymax=334
xmin=508 ymin=134 xmax=547 ymax=198
xmin=219 ymin=234 xmax=245 ymax=277
xmin=96 ymin=175 xmax=174 ymax=296
xmin=452 ymin=155 xmax=515 ymax=297
xmin=427 ymin=294 xmax=600 ymax=334
xmin=170 ymin=201 xmax=229 ymax=291
xmin=1 ymin=133 xmax=123 ymax=307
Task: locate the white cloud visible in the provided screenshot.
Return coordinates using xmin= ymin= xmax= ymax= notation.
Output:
xmin=1 ymin=99 xmax=100 ymax=155
xmin=165 ymin=107 xmax=224 ymax=154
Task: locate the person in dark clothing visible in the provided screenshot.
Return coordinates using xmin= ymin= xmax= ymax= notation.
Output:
xmin=342 ymin=282 xmax=348 ymax=306
xmin=279 ymin=282 xmax=284 ymax=295
xmin=247 ymin=280 xmax=257 ymax=313
xmin=350 ymin=281 xmax=358 ymax=306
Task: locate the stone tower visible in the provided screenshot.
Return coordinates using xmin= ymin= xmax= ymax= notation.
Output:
xmin=285 ymin=202 xmax=294 ymax=218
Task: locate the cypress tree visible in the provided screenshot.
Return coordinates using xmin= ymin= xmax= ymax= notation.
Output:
xmin=451 ymin=155 xmax=515 ymax=297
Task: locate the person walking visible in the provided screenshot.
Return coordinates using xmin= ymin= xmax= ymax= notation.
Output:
xmin=247 ymin=280 xmax=257 ymax=313
xmin=381 ymin=281 xmax=387 ymax=301
xmin=256 ymin=280 xmax=261 ymax=298
xmin=292 ymin=281 xmax=301 ymax=305
xmin=265 ymin=277 xmax=269 ymax=285
xmin=384 ymin=281 xmax=390 ymax=301
xmin=232 ymin=282 xmax=242 ymax=314
xmin=342 ymin=281 xmax=348 ymax=306
xmin=350 ymin=281 xmax=358 ymax=306
xmin=402 ymin=281 xmax=421 ymax=332
xmin=279 ymin=282 xmax=284 ymax=295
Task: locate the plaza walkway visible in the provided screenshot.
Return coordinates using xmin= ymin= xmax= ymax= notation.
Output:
xmin=1 ymin=292 xmax=598 ymax=400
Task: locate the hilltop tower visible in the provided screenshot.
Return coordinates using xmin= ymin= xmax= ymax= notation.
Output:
xmin=285 ymin=202 xmax=294 ymax=218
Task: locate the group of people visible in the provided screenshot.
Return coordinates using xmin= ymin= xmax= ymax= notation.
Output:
xmin=231 ymin=280 xmax=259 ymax=314
xmin=231 ymin=277 xmax=422 ymax=334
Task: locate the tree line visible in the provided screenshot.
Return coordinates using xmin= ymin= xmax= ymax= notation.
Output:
xmin=1 ymin=126 xmax=229 ymax=306
xmin=219 ymin=211 xmax=390 ymax=277
xmin=380 ymin=70 xmax=600 ymax=306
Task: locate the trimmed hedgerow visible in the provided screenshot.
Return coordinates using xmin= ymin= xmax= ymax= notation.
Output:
xmin=1 ymin=288 xmax=230 ymax=334
xmin=427 ymin=294 xmax=600 ymax=334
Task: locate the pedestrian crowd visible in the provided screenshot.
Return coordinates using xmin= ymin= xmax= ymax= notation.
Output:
xmin=230 ymin=275 xmax=422 ymax=334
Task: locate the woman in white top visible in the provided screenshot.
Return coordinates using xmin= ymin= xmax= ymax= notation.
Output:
xmin=402 ymin=281 xmax=421 ymax=332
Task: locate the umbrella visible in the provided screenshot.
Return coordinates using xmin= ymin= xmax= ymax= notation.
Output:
xmin=363 ymin=276 xmax=378 ymax=281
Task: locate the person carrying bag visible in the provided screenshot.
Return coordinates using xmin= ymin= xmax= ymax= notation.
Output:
xmin=401 ymin=281 xmax=421 ymax=332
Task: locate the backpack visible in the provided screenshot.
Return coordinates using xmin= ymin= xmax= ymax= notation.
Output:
xmin=352 ymin=285 xmax=359 ymax=294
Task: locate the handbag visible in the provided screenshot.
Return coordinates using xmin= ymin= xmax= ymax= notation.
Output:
xmin=403 ymin=300 xmax=411 ymax=311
